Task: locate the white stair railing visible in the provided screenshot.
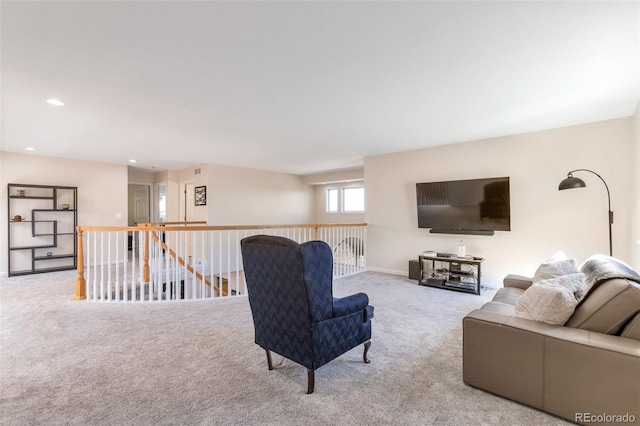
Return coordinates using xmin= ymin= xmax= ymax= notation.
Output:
xmin=74 ymin=223 xmax=368 ymax=302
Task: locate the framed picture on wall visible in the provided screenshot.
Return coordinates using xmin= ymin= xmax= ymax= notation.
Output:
xmin=195 ymin=186 xmax=206 ymax=206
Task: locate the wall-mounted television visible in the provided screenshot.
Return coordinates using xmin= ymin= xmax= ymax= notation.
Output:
xmin=416 ymin=177 xmax=510 ymax=235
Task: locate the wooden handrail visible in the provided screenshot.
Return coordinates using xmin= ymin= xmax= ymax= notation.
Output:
xmin=138 ymin=221 xmax=207 ymax=227
xmin=77 ymin=223 xmax=367 ymax=233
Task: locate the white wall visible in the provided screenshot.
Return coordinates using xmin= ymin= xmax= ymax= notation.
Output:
xmin=206 ymin=164 xmax=314 ymax=225
xmin=364 ymin=118 xmax=635 ymax=287
xmin=84 ymin=159 xmax=313 ymax=228
xmin=127 ymin=168 xmax=155 ymax=185
xmin=158 ymin=170 xmax=182 ymax=222
xmin=632 ymin=105 xmax=640 ymax=271
xmin=177 ymin=165 xmax=209 ymax=223
xmin=302 ymin=169 xmax=364 ymax=185
xmin=1 ymin=152 xmax=128 ymax=275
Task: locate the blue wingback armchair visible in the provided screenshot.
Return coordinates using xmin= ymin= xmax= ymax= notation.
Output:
xmin=240 ymin=235 xmax=374 ymax=393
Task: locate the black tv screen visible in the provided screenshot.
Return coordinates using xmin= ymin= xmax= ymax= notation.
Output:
xmin=416 ymin=177 xmax=510 ymax=233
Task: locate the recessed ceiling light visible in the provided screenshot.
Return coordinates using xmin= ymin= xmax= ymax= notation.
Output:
xmin=128 ymin=159 xmax=137 ymax=163
xmin=46 ymin=99 xmax=65 ymax=106
xmin=25 ymin=147 xmax=37 ymax=151
xmin=147 ymin=166 xmax=155 ymax=169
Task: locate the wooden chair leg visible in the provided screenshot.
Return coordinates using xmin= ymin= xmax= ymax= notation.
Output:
xmin=363 ymin=341 xmax=371 ymax=363
xmin=307 ymin=369 xmax=315 ymax=394
xmin=265 ymin=348 xmax=273 ymax=370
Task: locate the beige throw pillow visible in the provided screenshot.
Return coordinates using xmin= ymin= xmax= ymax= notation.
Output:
xmin=515 ymin=279 xmax=578 ymax=325
xmin=533 ymin=257 xmax=579 ymax=283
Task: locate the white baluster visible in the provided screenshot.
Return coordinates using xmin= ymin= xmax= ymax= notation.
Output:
xmin=226 ymin=231 xmax=231 ymax=298
xmin=107 ymin=232 xmax=112 ymax=301
xmin=192 ymin=231 xmax=197 ymax=299
xmin=236 ymin=230 xmax=241 ymax=294
xmin=209 ymin=230 xmax=214 ymax=299
xmin=218 ymin=231 xmax=223 ymax=297
xmin=86 ymin=231 xmax=92 ymax=301
xmin=131 ymin=231 xmax=136 ymax=302
xmin=115 ymin=232 xmax=120 ymax=301
xmin=92 ymin=231 xmax=97 ymax=301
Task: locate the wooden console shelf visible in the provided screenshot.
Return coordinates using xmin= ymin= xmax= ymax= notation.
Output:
xmin=418 ymin=253 xmax=483 ymax=295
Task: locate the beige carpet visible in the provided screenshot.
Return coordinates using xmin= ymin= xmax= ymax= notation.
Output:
xmin=0 ymin=270 xmax=569 ymax=425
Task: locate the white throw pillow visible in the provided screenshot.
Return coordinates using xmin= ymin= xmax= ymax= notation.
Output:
xmin=515 ymin=280 xmax=578 ymax=325
xmin=533 ymin=257 xmax=579 ymax=283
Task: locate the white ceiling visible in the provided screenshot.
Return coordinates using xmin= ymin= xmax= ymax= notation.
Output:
xmin=1 ymin=1 xmax=638 ymax=175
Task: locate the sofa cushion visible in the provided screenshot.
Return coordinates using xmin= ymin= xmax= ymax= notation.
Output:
xmin=620 ymin=313 xmax=640 ymax=341
xmin=480 ymin=301 xmax=516 ymax=316
xmin=533 ymin=257 xmax=578 ymax=283
xmin=566 ymin=278 xmax=640 ymax=335
xmin=514 ymin=281 xmax=577 ymax=325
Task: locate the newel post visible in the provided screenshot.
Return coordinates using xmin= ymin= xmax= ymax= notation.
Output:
xmin=143 ymin=228 xmax=150 ymax=283
xmin=74 ymin=227 xmax=86 ymax=300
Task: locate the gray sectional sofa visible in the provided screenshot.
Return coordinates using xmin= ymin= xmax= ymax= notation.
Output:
xmin=463 ymin=255 xmax=640 ymax=424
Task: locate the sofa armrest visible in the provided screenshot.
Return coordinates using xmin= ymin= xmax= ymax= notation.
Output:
xmin=332 ymin=293 xmax=369 ymax=318
xmin=463 ymin=309 xmax=640 ymax=422
xmin=503 ymin=274 xmax=533 ymax=290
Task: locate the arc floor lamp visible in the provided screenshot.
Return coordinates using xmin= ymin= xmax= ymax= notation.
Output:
xmin=558 ymin=169 xmax=613 ymax=256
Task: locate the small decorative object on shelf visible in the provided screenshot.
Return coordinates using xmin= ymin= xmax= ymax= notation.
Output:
xmin=12 ymin=215 xmax=23 ymax=221
xmin=16 ymin=189 xmax=25 ymax=197
xmin=61 ymin=204 xmax=70 ymax=210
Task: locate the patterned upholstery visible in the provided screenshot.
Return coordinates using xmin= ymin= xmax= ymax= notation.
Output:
xmin=241 ymin=235 xmax=374 ymax=392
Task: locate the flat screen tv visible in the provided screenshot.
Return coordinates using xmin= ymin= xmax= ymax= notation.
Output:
xmin=416 ymin=177 xmax=510 ymax=235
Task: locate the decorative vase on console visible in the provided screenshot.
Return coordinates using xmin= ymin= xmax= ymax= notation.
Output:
xmin=457 ymin=240 xmax=466 ymax=258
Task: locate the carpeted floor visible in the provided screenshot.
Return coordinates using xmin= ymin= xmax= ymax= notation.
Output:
xmin=0 ymin=270 xmax=570 ymax=425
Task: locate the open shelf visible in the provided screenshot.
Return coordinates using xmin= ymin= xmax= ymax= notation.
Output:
xmin=9 ymin=196 xmax=55 ymax=200
xmin=418 ymin=254 xmax=483 ymax=295
xmin=10 ymin=245 xmax=57 ymax=250
xmin=33 ymin=254 xmax=75 ymax=260
xmin=9 ymin=265 xmax=77 ymax=276
xmin=7 ymin=183 xmax=77 ymax=276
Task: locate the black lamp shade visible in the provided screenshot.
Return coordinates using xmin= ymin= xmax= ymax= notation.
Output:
xmin=558 ymin=169 xmax=613 ymax=256
xmin=558 ymin=176 xmax=586 ymax=190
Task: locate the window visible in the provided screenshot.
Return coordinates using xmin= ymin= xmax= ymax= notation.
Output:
xmin=326 ymin=188 xmax=338 ymax=212
xmin=326 ymin=186 xmax=365 ymax=213
xmin=343 ymin=187 xmax=365 ymax=212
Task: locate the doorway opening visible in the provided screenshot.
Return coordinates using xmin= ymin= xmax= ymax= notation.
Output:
xmin=128 ymin=184 xmax=151 ymax=249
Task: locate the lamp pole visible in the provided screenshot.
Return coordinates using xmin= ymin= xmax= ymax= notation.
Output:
xmin=559 ymin=169 xmax=613 ymax=256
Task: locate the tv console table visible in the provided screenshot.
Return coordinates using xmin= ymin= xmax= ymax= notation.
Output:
xmin=418 ymin=253 xmax=484 ymax=295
